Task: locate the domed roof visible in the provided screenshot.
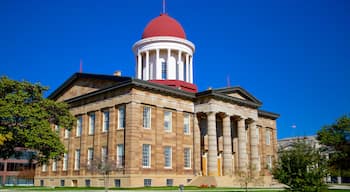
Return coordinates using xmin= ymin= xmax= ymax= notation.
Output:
xmin=142 ymin=14 xmax=186 ymax=39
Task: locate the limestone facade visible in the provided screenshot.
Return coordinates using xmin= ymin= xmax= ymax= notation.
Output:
xmin=34 ymin=73 xmax=279 ymax=187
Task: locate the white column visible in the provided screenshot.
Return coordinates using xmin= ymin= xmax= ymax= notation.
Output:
xmin=238 ymin=118 xmax=247 ymax=172
xmin=145 ymin=51 xmax=150 ymax=80
xmin=167 ymin=48 xmax=171 ymax=79
xmin=250 ymin=121 xmax=259 ymax=176
xmin=223 ymin=115 xmax=233 ymax=176
xmin=185 ymin=54 xmax=189 ymax=82
xmin=137 ymin=52 xmax=142 ymax=79
xmin=190 ymin=55 xmax=193 ymax=83
xmin=207 ymin=112 xmax=218 ymax=176
xmin=178 ymin=51 xmax=184 ymax=81
xmin=156 ymin=49 xmax=161 ymax=79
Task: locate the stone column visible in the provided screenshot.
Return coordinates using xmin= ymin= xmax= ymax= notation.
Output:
xmin=185 ymin=54 xmax=189 ymax=82
xmin=193 ymin=114 xmax=201 ymax=175
xmin=238 ymin=118 xmax=247 ymax=172
xmin=177 ymin=50 xmax=182 ymax=80
xmin=190 ymin=56 xmax=193 ymax=83
xmin=223 ymin=115 xmax=233 ymax=176
xmin=207 ymin=112 xmax=218 ymax=176
xmin=250 ymin=121 xmax=259 ymax=176
xmin=137 ymin=52 xmax=142 ymax=79
xmin=156 ymin=49 xmax=161 ymax=79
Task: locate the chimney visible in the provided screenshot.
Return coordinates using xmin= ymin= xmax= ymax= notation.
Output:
xmin=114 ymin=70 xmax=122 ymax=77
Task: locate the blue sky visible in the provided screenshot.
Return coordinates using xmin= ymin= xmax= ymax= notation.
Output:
xmin=1 ymin=0 xmax=349 ymax=139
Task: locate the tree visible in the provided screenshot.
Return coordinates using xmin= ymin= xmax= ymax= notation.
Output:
xmin=317 ymin=115 xmax=350 ymax=180
xmin=0 ymin=76 xmax=75 ymax=163
xmin=272 ymin=141 xmax=328 ymax=192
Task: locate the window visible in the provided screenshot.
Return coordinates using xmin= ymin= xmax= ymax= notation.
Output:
xmin=266 ymin=129 xmax=271 ymax=145
xmin=101 ymin=146 xmax=108 ymax=162
xmin=89 ymin=113 xmax=95 ymax=135
xmin=184 ymin=148 xmax=191 ymax=169
xmin=41 ymin=163 xmax=47 ymax=172
xmin=76 ymin=116 xmax=82 ymax=137
xmin=62 ymin=153 xmax=68 ymax=171
xmin=40 ymin=180 xmax=44 ymax=187
xmin=143 ymin=106 xmax=151 ymax=129
xmin=144 ymin=179 xmax=152 ymax=187
xmin=162 ymin=61 xmax=167 ymax=79
xmin=164 ymin=146 xmax=172 ymax=168
xmin=183 ymin=113 xmax=190 ymax=135
xmin=164 ymin=111 xmax=172 ymax=132
xmin=54 ymin=125 xmax=60 ymax=134
xmin=118 ymin=106 xmax=125 ymax=129
xmin=166 ymin=179 xmax=173 ymax=187
xmin=85 ymin=179 xmax=91 ymax=187
xmin=266 ymin=155 xmax=272 ymax=169
xmin=117 ymin=144 xmax=124 ymax=168
xmin=74 ymin=149 xmax=80 ymax=170
xmin=87 ymin=148 xmax=94 ymax=166
xmin=114 ymin=179 xmax=121 ymax=187
xmin=102 ymin=111 xmax=109 ymax=132
xmin=64 ymin=129 xmax=70 ymax=139
xmin=60 ymin=180 xmax=65 ymax=187
xmin=52 ymin=160 xmax=57 ymax=172
xmin=142 ymin=144 xmax=151 ymax=168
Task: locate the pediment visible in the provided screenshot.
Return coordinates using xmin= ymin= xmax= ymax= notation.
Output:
xmin=214 ymin=87 xmax=262 ymax=105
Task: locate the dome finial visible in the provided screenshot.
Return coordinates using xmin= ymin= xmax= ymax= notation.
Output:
xmin=162 ymin=0 xmax=166 ymax=14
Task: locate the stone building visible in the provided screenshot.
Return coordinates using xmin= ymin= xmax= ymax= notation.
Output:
xmin=34 ymin=13 xmax=279 ymax=187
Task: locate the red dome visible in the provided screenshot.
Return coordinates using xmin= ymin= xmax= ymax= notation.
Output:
xmin=142 ymin=14 xmax=186 ymax=39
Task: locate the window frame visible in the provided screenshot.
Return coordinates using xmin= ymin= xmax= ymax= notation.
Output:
xmin=74 ymin=149 xmax=80 ymax=170
xmin=88 ymin=112 xmax=95 ymax=135
xmin=143 ymin=106 xmax=151 ymax=129
xmin=183 ymin=113 xmax=190 ymax=135
xmin=164 ymin=146 xmax=172 ymax=169
xmin=87 ymin=148 xmax=94 ymax=166
xmin=266 ymin=129 xmax=271 ymax=145
xmin=102 ymin=110 xmax=110 ymax=132
xmin=118 ymin=105 xmax=126 ymax=129
xmin=76 ymin=116 xmax=82 ymax=137
xmin=62 ymin=153 xmax=68 ymax=171
xmin=164 ymin=110 xmax=172 ymax=132
xmin=184 ymin=147 xmax=191 ymax=169
xmin=116 ymin=144 xmax=124 ymax=168
xmin=142 ymin=144 xmax=151 ymax=168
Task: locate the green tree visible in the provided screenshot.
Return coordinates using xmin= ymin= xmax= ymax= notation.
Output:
xmin=0 ymin=76 xmax=75 ymax=163
xmin=317 ymin=115 xmax=350 ymax=179
xmin=272 ymin=141 xmax=328 ymax=192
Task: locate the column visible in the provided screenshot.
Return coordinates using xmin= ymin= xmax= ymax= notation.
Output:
xmin=178 ymin=51 xmax=184 ymax=81
xmin=250 ymin=121 xmax=259 ymax=176
xmin=185 ymin=54 xmax=189 ymax=82
xmin=145 ymin=51 xmax=150 ymax=79
xmin=223 ymin=115 xmax=233 ymax=176
xmin=137 ymin=52 xmax=142 ymax=79
xmin=193 ymin=114 xmax=201 ymax=175
xmin=190 ymin=56 xmax=193 ymax=83
xmin=156 ymin=49 xmax=161 ymax=79
xmin=238 ymin=118 xmax=247 ymax=172
xmin=207 ymin=112 xmax=218 ymax=176
xmin=167 ymin=48 xmax=171 ymax=79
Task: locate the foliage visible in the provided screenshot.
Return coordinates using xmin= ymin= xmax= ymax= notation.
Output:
xmin=0 ymin=76 xmax=75 ymax=163
xmin=272 ymin=141 xmax=329 ymax=192
xmin=317 ymin=115 xmax=350 ymax=177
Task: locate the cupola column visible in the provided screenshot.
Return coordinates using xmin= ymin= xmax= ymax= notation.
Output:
xmin=156 ymin=49 xmax=161 ymax=79
xmin=190 ymin=56 xmax=193 ymax=83
xmin=185 ymin=54 xmax=189 ymax=82
xmin=146 ymin=51 xmax=150 ymax=79
xmin=177 ymin=51 xmax=183 ymax=81
xmin=137 ymin=52 xmax=142 ymax=79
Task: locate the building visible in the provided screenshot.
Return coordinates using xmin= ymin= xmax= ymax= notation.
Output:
xmin=34 ymin=12 xmax=279 ymax=187
xmin=0 ymin=149 xmax=36 ymax=186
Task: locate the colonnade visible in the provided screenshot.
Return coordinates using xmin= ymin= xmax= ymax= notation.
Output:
xmin=136 ymin=49 xmax=193 ymax=83
xmin=199 ymin=112 xmax=260 ymax=176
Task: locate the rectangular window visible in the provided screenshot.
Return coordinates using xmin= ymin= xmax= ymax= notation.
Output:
xmin=166 ymin=179 xmax=173 ymax=187
xmin=114 ymin=179 xmax=121 ymax=187
xmin=266 ymin=155 xmax=272 ymax=169
xmin=101 ymin=146 xmax=108 ymax=162
xmin=62 ymin=153 xmax=68 ymax=171
xmin=52 ymin=160 xmax=57 ymax=172
xmin=118 ymin=106 xmax=125 ymax=129
xmin=143 ymin=106 xmax=151 ymax=129
xmin=64 ymin=129 xmax=70 ymax=139
xmin=87 ymin=148 xmax=94 ymax=166
xmin=162 ymin=61 xmax=167 ymax=79
xmin=142 ymin=144 xmax=151 ymax=168
xmin=89 ymin=113 xmax=95 ymax=135
xmin=164 ymin=146 xmax=172 ymax=168
xmin=117 ymin=144 xmax=124 ymax=168
xmin=144 ymin=179 xmax=152 ymax=187
xmin=76 ymin=116 xmax=82 ymax=137
xmin=85 ymin=179 xmax=91 ymax=187
xmin=41 ymin=163 xmax=47 ymax=172
xmin=164 ymin=111 xmax=172 ymax=132
xmin=54 ymin=124 xmax=60 ymax=134
xmin=183 ymin=113 xmax=190 ymax=135
xmin=60 ymin=180 xmax=65 ymax=187
xmin=184 ymin=148 xmax=191 ymax=169
xmin=102 ymin=111 xmax=109 ymax=132
xmin=74 ymin=149 xmax=80 ymax=170
xmin=266 ymin=129 xmax=271 ymax=145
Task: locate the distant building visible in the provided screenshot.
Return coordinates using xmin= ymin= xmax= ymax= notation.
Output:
xmin=34 ymin=12 xmax=279 ymax=187
xmin=278 ymin=135 xmax=321 ymax=150
xmin=0 ymin=149 xmax=36 ymax=186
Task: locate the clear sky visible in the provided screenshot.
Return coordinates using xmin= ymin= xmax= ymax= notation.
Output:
xmin=1 ymin=0 xmax=349 ymax=139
